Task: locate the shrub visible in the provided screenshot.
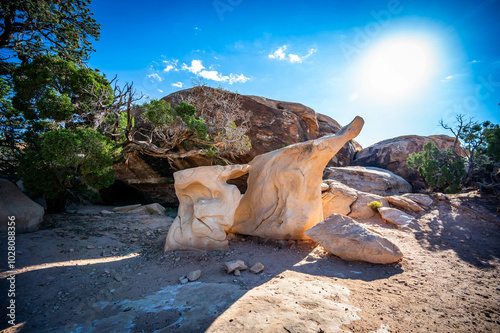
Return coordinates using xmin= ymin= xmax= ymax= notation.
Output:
xmin=368 ymin=201 xmax=383 ymax=211
xmin=407 ymin=141 xmax=466 ymax=193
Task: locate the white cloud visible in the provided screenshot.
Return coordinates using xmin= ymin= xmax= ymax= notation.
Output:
xmin=163 ymin=59 xmax=178 ymax=72
xmin=199 ymin=70 xmax=227 ymax=82
xmin=182 ymin=60 xmax=205 ymax=74
xmin=157 ymin=89 xmax=163 ymax=93
xmin=172 ymin=82 xmax=183 ymax=88
xmin=228 ymin=73 xmax=250 ymax=84
xmin=148 ymin=73 xmax=162 ymax=82
xmin=269 ymin=46 xmax=317 ymax=64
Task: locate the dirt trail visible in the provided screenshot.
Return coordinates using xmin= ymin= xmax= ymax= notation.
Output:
xmin=1 ymin=191 xmax=499 ymax=332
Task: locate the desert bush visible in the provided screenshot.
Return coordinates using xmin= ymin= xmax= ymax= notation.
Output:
xmin=407 ymin=141 xmax=466 ymax=193
xmin=368 ymin=201 xmax=383 ymax=211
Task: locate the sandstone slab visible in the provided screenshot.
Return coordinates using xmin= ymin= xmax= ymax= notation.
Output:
xmin=0 ymin=179 xmax=44 ymax=233
xmin=387 ymin=195 xmax=424 ymax=212
xmin=402 ymin=193 xmax=433 ymax=206
xmin=378 ymin=207 xmax=415 ymax=229
xmin=249 ymin=262 xmax=265 ymax=274
xmin=324 ymin=166 xmax=412 ymax=196
xmin=112 ymin=204 xmax=142 ymax=213
xmin=225 ymin=260 xmax=248 ymax=273
xmin=129 ymin=203 xmax=166 ymax=215
xmin=304 ymin=214 xmax=403 ymax=264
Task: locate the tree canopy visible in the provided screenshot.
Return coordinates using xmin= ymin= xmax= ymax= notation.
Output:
xmin=0 ymin=0 xmax=100 ymax=76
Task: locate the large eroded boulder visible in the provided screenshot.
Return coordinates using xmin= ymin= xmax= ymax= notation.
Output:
xmin=230 ymin=116 xmax=364 ymax=240
xmin=304 ymin=214 xmax=403 ymax=264
xmin=0 ymin=179 xmax=45 ymax=233
xmin=352 ymin=135 xmax=460 ymax=188
xmin=324 ymin=166 xmax=412 ymax=196
xmin=165 ymin=164 xmax=250 ymax=252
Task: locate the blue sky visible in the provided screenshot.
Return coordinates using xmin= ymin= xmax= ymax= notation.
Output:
xmin=88 ymin=0 xmax=500 ymax=147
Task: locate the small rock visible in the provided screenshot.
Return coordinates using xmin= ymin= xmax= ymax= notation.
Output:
xmin=250 ymin=262 xmax=265 ymax=274
xmin=321 ymin=183 xmax=330 ymax=192
xmin=114 ymin=275 xmax=123 ymax=282
xmin=100 ymin=210 xmax=114 ymax=215
xmin=112 ymin=204 xmax=142 ymax=213
xmin=234 ymin=270 xmax=241 ymax=277
xmin=86 ymin=245 xmax=96 ymax=249
xmin=187 ymin=270 xmax=201 ymax=282
xmin=69 ymin=248 xmax=74 ymax=253
xmin=225 ymin=260 xmax=248 ymax=273
xmin=130 ymin=238 xmax=138 ymax=242
xmin=179 ymin=276 xmax=189 ymax=284
xmin=91 ymin=216 xmax=102 ymax=220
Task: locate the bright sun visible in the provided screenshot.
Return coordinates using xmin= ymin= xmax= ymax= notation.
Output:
xmin=364 ymin=38 xmax=434 ymax=96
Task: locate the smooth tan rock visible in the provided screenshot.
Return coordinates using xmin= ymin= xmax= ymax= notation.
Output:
xmin=225 ymin=260 xmax=248 ymax=273
xmin=0 ymin=179 xmax=45 ymax=234
xmin=322 ymin=181 xmax=357 ymax=217
xmin=348 ymin=193 xmax=389 ymax=219
xmin=304 ymin=214 xmax=403 ymax=264
xmin=387 ymin=196 xmax=424 ymax=212
xmin=321 ymin=183 xmax=330 ymax=192
xmin=129 ymin=203 xmax=166 ymax=215
xmin=323 ymin=166 xmax=412 ymax=196
xmin=378 ymin=207 xmax=415 ymax=229
xmin=249 ymin=262 xmax=265 ymax=274
xmin=402 ymin=193 xmax=433 ymax=206
xmin=231 ymin=116 xmax=364 ymax=240
xmin=100 ymin=210 xmax=114 ymax=215
xmin=112 ymin=204 xmax=142 ymax=213
xmin=164 ymin=165 xmax=250 ymax=252
xmin=187 ymin=270 xmax=201 ymax=282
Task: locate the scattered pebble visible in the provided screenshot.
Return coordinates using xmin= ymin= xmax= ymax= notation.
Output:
xmin=234 ymin=270 xmax=241 ymax=277
xmin=250 ymin=262 xmax=265 ymax=274
xmin=187 ymin=270 xmax=201 ymax=282
xmin=225 ymin=260 xmax=248 ymax=273
xmin=179 ymin=276 xmax=189 ymax=284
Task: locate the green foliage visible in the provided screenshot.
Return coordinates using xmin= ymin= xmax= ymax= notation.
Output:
xmin=0 ymin=0 xmax=100 ymax=76
xmin=483 ymin=124 xmax=500 ymax=163
xmin=18 ymin=128 xmax=121 ymax=199
xmin=12 ymin=56 xmax=113 ymax=126
xmin=368 ymin=201 xmax=383 ymax=211
xmin=142 ymin=99 xmax=208 ymax=140
xmin=407 ymin=142 xmax=466 ymax=193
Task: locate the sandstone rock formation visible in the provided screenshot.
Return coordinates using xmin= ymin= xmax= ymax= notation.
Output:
xmin=164 ymin=164 xmax=250 ymax=252
xmin=323 ymin=166 xmax=412 ymax=196
xmin=304 ymin=214 xmax=403 ymax=264
xmin=230 ymin=116 xmax=364 ymax=240
xmin=321 ymin=180 xmax=389 ymax=220
xmin=378 ymin=207 xmax=415 ymax=229
xmin=164 ymin=88 xmax=360 ymax=168
xmin=402 ymin=193 xmax=433 ymax=206
xmin=0 ymin=179 xmax=45 ymax=233
xmin=352 ymin=135 xmax=461 ymax=188
xmin=386 ymin=195 xmax=424 ymax=212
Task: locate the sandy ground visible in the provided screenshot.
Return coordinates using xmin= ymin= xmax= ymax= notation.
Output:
xmin=1 ymin=191 xmax=499 ymax=332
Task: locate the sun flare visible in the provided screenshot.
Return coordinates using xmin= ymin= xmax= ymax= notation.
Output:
xmin=364 ymin=38 xmax=434 ymax=96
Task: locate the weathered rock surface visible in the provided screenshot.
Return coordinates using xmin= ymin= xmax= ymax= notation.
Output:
xmin=0 ymin=179 xmax=45 ymax=233
xmin=164 ymin=88 xmax=360 ymax=168
xmin=352 ymin=135 xmax=461 ymax=187
xmin=321 ymin=180 xmax=389 ymax=220
xmin=112 ymin=204 xmax=142 ymax=213
xmin=378 ymin=207 xmax=415 ymax=229
xmin=386 ymin=195 xmax=424 ymax=212
xmin=402 ymin=193 xmax=433 ymax=206
xmin=186 ymin=270 xmax=201 ymax=282
xmin=164 ymin=165 xmax=250 ymax=252
xmin=129 ymin=203 xmax=166 ymax=215
xmin=230 ymin=116 xmax=364 ymax=240
xmin=304 ymin=214 xmax=403 ymax=264
xmin=249 ymin=262 xmax=265 ymax=274
xmin=225 ymin=260 xmax=248 ymax=273
xmin=324 ymin=166 xmax=412 ymax=196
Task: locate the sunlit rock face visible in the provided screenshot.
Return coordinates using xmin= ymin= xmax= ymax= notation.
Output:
xmin=164 ymin=164 xmax=250 ymax=252
xmin=351 ymin=134 xmax=462 ymax=189
xmin=230 ymin=116 xmax=364 ymax=240
xmin=304 ymin=214 xmax=403 ymax=264
xmin=0 ymin=179 xmax=44 ymax=233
